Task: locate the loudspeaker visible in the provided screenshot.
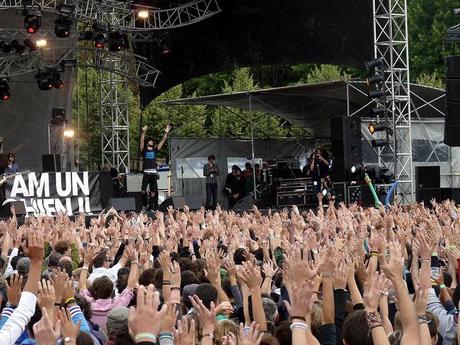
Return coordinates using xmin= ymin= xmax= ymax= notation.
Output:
xmin=42 ymin=154 xmax=61 ymax=172
xmin=51 ymin=107 xmax=66 ymax=125
xmin=158 ymin=196 xmax=186 ymax=212
xmin=441 ymin=188 xmax=460 ymax=203
xmin=99 ymin=172 xmax=113 ymax=209
xmin=416 ymin=166 xmax=440 ymax=189
xmin=445 ymin=56 xmax=460 ymax=146
xmin=233 ymin=195 xmax=254 ymax=212
xmin=108 ymin=197 xmax=136 ymax=211
xmin=330 ymin=117 xmax=363 ymax=182
xmin=416 ymin=188 xmax=441 ymax=205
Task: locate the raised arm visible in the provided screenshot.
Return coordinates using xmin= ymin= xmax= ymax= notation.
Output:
xmin=140 ymin=125 xmax=148 ymax=151
xmin=157 ymin=124 xmax=171 ymax=152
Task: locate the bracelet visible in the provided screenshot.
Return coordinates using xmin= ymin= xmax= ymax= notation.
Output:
xmin=64 ymin=297 xmax=76 ymax=305
xmin=417 ymin=314 xmax=428 ymax=323
xmin=370 ymin=323 xmax=383 ymax=330
xmin=365 ymin=311 xmax=381 ymax=327
xmin=54 ymin=302 xmax=62 ymax=307
xmin=290 ymin=322 xmax=309 ymax=331
xmin=290 ymin=316 xmax=307 ymax=322
xmin=202 ymin=333 xmax=214 ymax=339
xmin=162 ymin=280 xmax=171 ymax=285
xmin=370 ymin=251 xmax=379 ymax=257
xmin=419 ymin=258 xmax=430 ymax=262
xmin=135 ymin=333 xmax=157 ymax=342
xmin=322 ymin=272 xmax=335 ymax=278
xmin=171 ymin=287 xmax=181 ymax=291
xmin=159 ymin=332 xmax=174 ymax=339
xmin=439 ymin=284 xmax=447 ymax=289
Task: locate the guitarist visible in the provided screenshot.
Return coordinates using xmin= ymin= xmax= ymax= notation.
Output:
xmin=0 ymin=154 xmax=7 ymax=207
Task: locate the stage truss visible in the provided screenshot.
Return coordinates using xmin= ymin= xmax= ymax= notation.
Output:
xmin=0 ymin=0 xmax=221 ymax=173
xmin=372 ymin=0 xmax=413 ymax=204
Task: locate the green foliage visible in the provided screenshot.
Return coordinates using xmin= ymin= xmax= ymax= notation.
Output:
xmin=416 ymin=72 xmax=445 ymax=89
xmin=304 ymin=64 xmax=351 ymax=84
xmin=408 ymin=0 xmax=458 ymax=80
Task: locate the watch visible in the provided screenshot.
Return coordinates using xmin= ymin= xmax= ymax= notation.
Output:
xmin=62 ymin=337 xmax=74 ymax=343
xmin=203 ymin=333 xmax=214 ymax=339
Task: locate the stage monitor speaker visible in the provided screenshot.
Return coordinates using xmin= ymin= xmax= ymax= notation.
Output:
xmin=233 ymin=195 xmax=254 ymax=212
xmin=445 ymin=56 xmax=460 ymax=146
xmin=158 ymin=196 xmax=186 ymax=212
xmin=108 ymin=197 xmax=136 ymax=212
xmin=416 ymin=166 xmax=440 ymax=189
xmin=42 ymin=154 xmax=61 ymax=172
xmin=441 ymin=188 xmax=460 ymax=203
xmin=330 ymin=116 xmax=361 ymax=139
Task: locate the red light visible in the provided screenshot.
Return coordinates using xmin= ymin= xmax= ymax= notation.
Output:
xmin=27 ymin=27 xmax=37 ymax=33
xmin=2 ymin=95 xmax=9 ymax=101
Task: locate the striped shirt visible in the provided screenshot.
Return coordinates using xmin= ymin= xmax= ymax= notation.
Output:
xmin=203 ymin=162 xmax=219 ymax=184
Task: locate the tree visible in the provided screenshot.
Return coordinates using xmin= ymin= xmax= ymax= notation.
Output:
xmin=416 ymin=72 xmax=445 ymax=89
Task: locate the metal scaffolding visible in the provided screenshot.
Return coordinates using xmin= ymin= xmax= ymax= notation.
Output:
xmin=99 ymin=52 xmax=130 ymax=173
xmin=373 ymin=0 xmax=413 ymax=203
xmin=0 ymin=0 xmax=222 ymax=31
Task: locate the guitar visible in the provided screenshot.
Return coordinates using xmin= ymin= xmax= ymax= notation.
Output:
xmin=0 ymin=170 xmax=31 ymax=186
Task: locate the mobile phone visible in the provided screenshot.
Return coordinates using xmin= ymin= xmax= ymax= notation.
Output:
xmin=431 ymin=267 xmax=440 ymax=279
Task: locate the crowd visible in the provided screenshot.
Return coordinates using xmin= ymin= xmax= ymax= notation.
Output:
xmin=0 ymin=195 xmax=458 ymax=345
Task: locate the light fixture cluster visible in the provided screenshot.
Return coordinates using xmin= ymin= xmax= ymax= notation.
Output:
xmin=0 ymin=38 xmax=47 ymax=54
xmin=365 ymin=58 xmax=391 ymax=148
xmin=35 ymin=68 xmax=63 ymax=91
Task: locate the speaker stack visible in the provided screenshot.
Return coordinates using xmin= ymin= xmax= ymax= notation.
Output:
xmin=415 ymin=166 xmax=441 ymax=204
xmin=445 ymin=56 xmax=460 ymax=146
xmin=330 ymin=117 xmax=363 ymax=182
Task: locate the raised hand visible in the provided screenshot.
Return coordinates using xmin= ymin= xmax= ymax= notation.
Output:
xmin=128 ymin=285 xmax=167 ymax=340
xmin=6 ymin=274 xmax=23 ymax=307
xmin=57 ymin=307 xmax=81 ymax=341
xmin=174 ymin=316 xmax=195 ymax=345
xmin=381 ymin=241 xmax=404 ymax=282
xmin=160 ymin=302 xmax=179 ymax=333
xmin=33 ymin=308 xmax=61 ymax=345
xmin=189 ymin=295 xmax=216 ymax=334
xmin=239 ymin=322 xmax=263 ymax=345
xmin=363 ymin=272 xmax=386 ymax=312
xmin=283 ymin=280 xmax=315 ymax=318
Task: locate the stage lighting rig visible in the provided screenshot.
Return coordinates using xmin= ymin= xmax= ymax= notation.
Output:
xmin=108 ymin=31 xmax=129 ymax=51
xmin=35 ymin=69 xmax=63 ymax=90
xmin=23 ymin=5 xmax=42 ymax=34
xmin=371 ymin=139 xmax=390 ymax=148
xmin=0 ymin=79 xmax=10 ymax=101
xmin=94 ymin=33 xmax=106 ymax=49
xmin=10 ymin=40 xmax=25 ymax=54
xmin=55 ymin=4 xmax=75 ymax=38
xmin=370 ymin=106 xmax=385 ymax=116
xmin=0 ymin=41 xmax=13 ymax=54
xmin=23 ymin=39 xmax=37 ymax=51
xmin=368 ymin=123 xmax=392 ymax=135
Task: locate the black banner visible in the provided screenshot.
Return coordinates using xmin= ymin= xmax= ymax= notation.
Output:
xmin=2 ymin=172 xmax=102 ymax=216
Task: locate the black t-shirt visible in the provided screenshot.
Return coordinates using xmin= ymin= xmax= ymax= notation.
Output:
xmin=142 ymin=147 xmax=158 ymax=170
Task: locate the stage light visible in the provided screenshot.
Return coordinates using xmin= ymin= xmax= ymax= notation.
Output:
xmin=138 ymin=10 xmax=149 ymax=19
xmin=365 ymin=58 xmax=384 ymax=70
xmin=79 ymin=30 xmax=94 ymax=41
xmin=23 ymin=39 xmax=38 ymax=51
xmin=63 ymin=129 xmax=75 ymax=138
xmin=94 ymin=33 xmax=106 ymax=49
xmin=368 ymin=122 xmax=391 ymax=135
xmin=370 ymin=106 xmax=385 ymax=116
xmin=36 ymin=39 xmax=47 ymax=48
xmin=35 ymin=69 xmax=62 ymax=91
xmin=10 ymin=40 xmax=25 ymax=54
xmin=366 ymin=74 xmax=384 ymax=86
xmin=23 ymin=6 xmax=42 ymax=34
xmin=0 ymin=80 xmax=10 ymax=101
xmin=371 ymin=139 xmax=390 ymax=148
xmin=350 ymin=164 xmax=364 ymax=175
xmin=0 ymin=41 xmax=13 ymax=54
xmin=56 ymin=3 xmax=75 ymax=16
xmin=55 ymin=17 xmax=73 ymax=38
xmin=368 ymin=89 xmax=385 ymax=99
xmin=108 ymin=31 xmax=129 ymax=51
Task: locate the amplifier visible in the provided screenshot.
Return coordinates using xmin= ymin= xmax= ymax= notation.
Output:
xmin=276 ymin=191 xmax=306 ymax=207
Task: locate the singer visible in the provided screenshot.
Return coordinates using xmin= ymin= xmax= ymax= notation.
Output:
xmin=203 ymin=154 xmax=220 ymax=210
xmin=139 ymin=124 xmax=171 ymax=211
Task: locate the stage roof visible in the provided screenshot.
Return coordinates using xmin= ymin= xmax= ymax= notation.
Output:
xmin=138 ymin=0 xmax=375 ymax=107
xmin=162 ymin=81 xmax=446 ymax=137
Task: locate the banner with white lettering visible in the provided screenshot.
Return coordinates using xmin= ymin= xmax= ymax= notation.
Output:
xmin=2 ymin=172 xmax=102 ymax=216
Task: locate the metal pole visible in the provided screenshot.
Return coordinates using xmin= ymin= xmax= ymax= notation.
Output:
xmin=249 ymin=95 xmax=257 ymax=200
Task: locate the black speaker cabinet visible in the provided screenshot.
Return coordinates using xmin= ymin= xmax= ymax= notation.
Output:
xmin=108 ymin=197 xmax=137 ymax=212
xmin=42 ymin=154 xmax=61 ymax=172
xmin=415 ymin=166 xmax=440 ymax=189
xmin=158 ymin=196 xmax=186 ymax=212
xmin=445 ymin=56 xmax=460 ymax=146
xmin=416 ymin=188 xmax=442 ymax=205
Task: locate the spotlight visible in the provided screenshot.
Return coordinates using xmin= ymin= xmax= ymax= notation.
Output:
xmin=23 ymin=6 xmax=42 ymax=34
xmin=365 ymin=58 xmax=384 ymax=70
xmin=108 ymin=31 xmax=129 ymax=51
xmin=10 ymin=40 xmax=25 ymax=54
xmin=350 ymin=164 xmax=364 ymax=176
xmin=368 ymin=123 xmax=391 ymax=135
xmin=0 ymin=80 xmax=10 ymax=101
xmin=371 ymin=139 xmax=390 ymax=148
xmin=23 ymin=39 xmax=38 ymax=51
xmin=35 ymin=69 xmax=62 ymax=91
xmin=56 ymin=3 xmax=75 ymax=16
xmin=55 ymin=17 xmax=73 ymax=38
xmin=366 ymin=74 xmax=384 ymax=86
xmin=138 ymin=10 xmax=149 ymax=19
xmin=94 ymin=33 xmax=106 ymax=49
xmin=370 ymin=106 xmax=385 ymax=116
xmin=0 ymin=41 xmax=13 ymax=54
xmin=36 ymin=39 xmax=47 ymax=48
xmin=368 ymin=89 xmax=385 ymax=99
xmin=63 ymin=129 xmax=75 ymax=138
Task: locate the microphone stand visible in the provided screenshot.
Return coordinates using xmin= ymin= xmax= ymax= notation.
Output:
xmin=181 ymin=166 xmax=184 ymax=196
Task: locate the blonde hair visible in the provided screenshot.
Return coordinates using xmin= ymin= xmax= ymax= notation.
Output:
xmin=213 ymin=320 xmax=239 ymax=345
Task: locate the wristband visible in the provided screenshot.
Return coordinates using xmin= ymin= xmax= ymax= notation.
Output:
xmin=290 ymin=322 xmax=308 ymax=331
xmin=159 ymin=332 xmax=174 ymax=339
xmin=370 ymin=251 xmax=379 ymax=257
xmin=64 ymin=297 xmax=76 ymax=305
xmin=419 ymin=258 xmax=430 ymax=262
xmin=439 ymin=284 xmax=446 ymax=289
xmin=417 ymin=314 xmax=428 ymax=323
xmin=135 ymin=333 xmax=157 ymax=342
xmin=171 ymin=287 xmax=180 ymax=291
